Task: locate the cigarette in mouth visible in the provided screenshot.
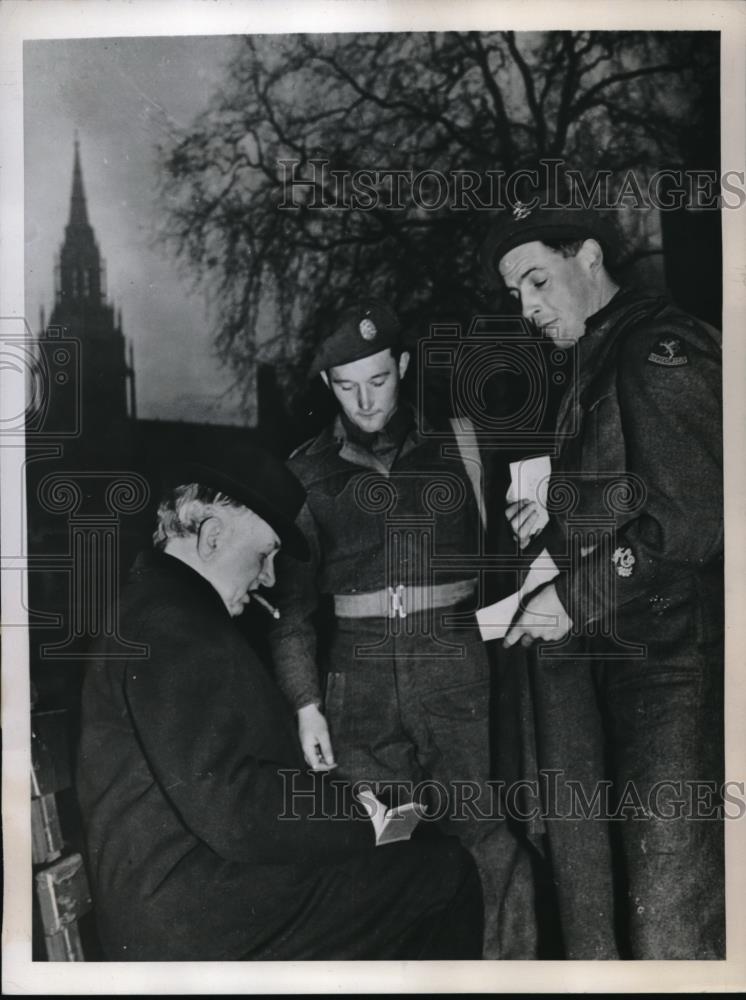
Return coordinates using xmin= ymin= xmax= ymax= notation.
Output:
xmin=252 ymin=593 xmax=281 ymax=619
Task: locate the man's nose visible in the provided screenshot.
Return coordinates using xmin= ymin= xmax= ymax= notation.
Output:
xmin=357 ymin=385 xmax=372 ymax=411
xmin=521 ymin=289 xmax=541 ymax=321
xmin=258 ymin=560 xmax=275 ymax=588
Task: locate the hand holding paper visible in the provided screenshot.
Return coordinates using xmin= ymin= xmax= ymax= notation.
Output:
xmin=506 ymin=456 xmax=551 ymax=547
xmin=506 ymin=499 xmax=541 ymax=550
xmin=476 ymin=548 xmax=561 ymax=642
xmin=503 ymin=582 xmax=573 ymax=648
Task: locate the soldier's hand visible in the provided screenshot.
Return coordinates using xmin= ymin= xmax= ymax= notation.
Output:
xmin=503 ymin=583 xmax=573 ymax=648
xmin=297 ymin=702 xmax=337 ymax=771
xmin=506 ymin=499 xmax=541 ymax=550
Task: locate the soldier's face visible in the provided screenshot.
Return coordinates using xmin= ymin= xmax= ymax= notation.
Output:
xmin=324 ymin=348 xmax=410 ymax=433
xmin=498 ymin=240 xmax=599 ymax=346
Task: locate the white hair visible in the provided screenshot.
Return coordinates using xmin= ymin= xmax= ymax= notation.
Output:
xmin=152 ymin=482 xmax=244 ymax=551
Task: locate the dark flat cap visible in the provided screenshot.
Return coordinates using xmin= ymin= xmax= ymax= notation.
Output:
xmin=481 ymin=198 xmax=619 ymax=286
xmin=310 ymin=298 xmax=401 ymax=377
xmin=162 ymin=447 xmax=310 ymax=561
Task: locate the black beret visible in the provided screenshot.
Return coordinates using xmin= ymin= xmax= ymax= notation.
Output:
xmin=481 ymin=199 xmax=619 ymax=286
xmin=310 ymin=298 xmax=401 ymax=377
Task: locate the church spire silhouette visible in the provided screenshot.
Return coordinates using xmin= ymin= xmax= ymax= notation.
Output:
xmin=68 ymin=135 xmax=90 ymax=229
xmin=46 ymin=136 xmax=134 ymax=442
xmin=56 ymin=137 xmax=103 ymax=305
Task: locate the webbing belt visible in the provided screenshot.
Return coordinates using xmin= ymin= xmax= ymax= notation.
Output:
xmin=333 ymin=579 xmax=477 ymax=619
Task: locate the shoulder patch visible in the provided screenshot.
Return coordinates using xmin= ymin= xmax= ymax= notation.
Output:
xmin=647 ymin=336 xmax=689 ymax=368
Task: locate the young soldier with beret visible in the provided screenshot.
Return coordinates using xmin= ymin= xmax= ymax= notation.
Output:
xmin=269 ymin=299 xmax=538 ymax=959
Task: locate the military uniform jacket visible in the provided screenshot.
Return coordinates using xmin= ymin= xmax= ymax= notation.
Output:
xmin=77 ymin=549 xmax=373 ymax=960
xmin=269 ymin=408 xmax=484 ymax=711
xmin=547 ymin=287 xmax=723 ymax=646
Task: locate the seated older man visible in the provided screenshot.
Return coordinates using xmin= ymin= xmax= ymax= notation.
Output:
xmin=76 ymin=447 xmax=483 ymax=960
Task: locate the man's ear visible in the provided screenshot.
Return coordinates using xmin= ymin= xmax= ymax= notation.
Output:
xmin=320 ymin=371 xmax=330 ymax=389
xmin=398 ymin=350 xmax=410 ymax=380
xmin=580 ymin=238 xmax=604 ymax=275
xmin=196 ymin=515 xmax=223 ymax=560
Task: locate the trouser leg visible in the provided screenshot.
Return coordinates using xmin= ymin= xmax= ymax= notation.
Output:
xmin=407 ymin=631 xmax=538 ymax=959
xmin=601 ymin=640 xmax=725 ymax=959
xmin=243 ymin=836 xmax=484 ymax=960
xmin=325 ymin=616 xmax=538 ymax=959
xmin=531 ymin=652 xmax=619 ymax=959
xmin=323 ymin=620 xmax=419 ymax=786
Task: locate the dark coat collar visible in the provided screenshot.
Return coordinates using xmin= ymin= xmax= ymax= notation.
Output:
xmin=303 ymin=401 xmax=437 ymax=478
xmin=131 ymin=548 xmax=229 ymax=619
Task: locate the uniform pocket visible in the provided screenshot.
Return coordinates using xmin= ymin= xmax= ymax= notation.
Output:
xmin=323 ymin=670 xmax=347 ymax=725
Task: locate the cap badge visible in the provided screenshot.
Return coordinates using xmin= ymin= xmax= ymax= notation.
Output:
xmin=612 ymin=546 xmax=636 ymax=578
xmin=512 ymin=200 xmax=532 ymax=222
xmin=359 ymin=317 xmax=377 ymax=341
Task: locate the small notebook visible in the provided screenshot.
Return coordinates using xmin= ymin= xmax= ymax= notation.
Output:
xmin=357 ymin=789 xmax=427 ymax=846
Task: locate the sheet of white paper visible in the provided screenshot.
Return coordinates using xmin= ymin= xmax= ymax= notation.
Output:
xmin=508 ymin=454 xmax=551 ymax=506
xmin=476 ymin=590 xmax=522 ymax=640
xmin=506 ymin=454 xmax=551 ymax=537
xmin=476 ymin=547 xmax=559 ymax=641
xmin=522 ymin=549 xmax=560 ymax=595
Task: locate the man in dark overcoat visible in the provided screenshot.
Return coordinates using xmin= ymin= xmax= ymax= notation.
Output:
xmin=76 ymin=449 xmax=483 ymax=960
xmin=480 ymin=198 xmax=724 ymax=959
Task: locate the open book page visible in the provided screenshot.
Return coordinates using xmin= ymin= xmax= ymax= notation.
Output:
xmin=357 ymin=789 xmax=427 ymax=846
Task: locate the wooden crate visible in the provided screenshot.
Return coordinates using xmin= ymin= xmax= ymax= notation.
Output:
xmin=35 ymin=853 xmax=93 ymax=962
xmin=31 ymin=793 xmax=64 ymax=865
xmin=31 ymin=709 xmax=71 ymax=798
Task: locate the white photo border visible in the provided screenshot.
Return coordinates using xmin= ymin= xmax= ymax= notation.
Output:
xmin=2 ymin=0 xmax=745 ymax=992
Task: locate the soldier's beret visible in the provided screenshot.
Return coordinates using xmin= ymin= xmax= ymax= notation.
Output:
xmin=481 ymin=198 xmax=619 ymax=286
xmin=310 ymin=298 xmax=402 ymax=377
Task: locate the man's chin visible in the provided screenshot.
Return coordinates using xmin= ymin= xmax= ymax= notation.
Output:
xmin=352 ymin=414 xmax=384 ymax=432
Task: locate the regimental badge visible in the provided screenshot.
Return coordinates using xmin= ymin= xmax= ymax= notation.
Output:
xmin=359 ymin=318 xmax=377 ymax=340
xmin=612 ymin=546 xmax=636 ymax=578
xmin=647 ymin=336 xmax=689 ymax=367
xmin=512 ymin=200 xmax=532 ymax=221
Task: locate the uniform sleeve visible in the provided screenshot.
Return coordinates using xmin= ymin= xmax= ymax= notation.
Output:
xmin=268 ymin=498 xmax=325 ymax=712
xmin=556 ymin=324 xmax=723 ymax=627
xmin=123 ymin=608 xmax=374 ymax=865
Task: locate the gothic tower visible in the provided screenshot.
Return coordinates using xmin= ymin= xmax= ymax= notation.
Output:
xmin=43 ymin=137 xmax=136 ymax=459
xmin=28 ymin=139 xmax=141 ymax=707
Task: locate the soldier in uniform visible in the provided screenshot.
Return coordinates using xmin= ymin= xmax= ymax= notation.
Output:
xmin=269 ymin=298 xmax=537 ymax=959
xmin=480 ymin=200 xmax=724 ymax=958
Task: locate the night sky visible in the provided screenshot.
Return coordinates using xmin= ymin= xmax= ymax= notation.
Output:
xmin=24 ymin=35 xmax=252 ymax=425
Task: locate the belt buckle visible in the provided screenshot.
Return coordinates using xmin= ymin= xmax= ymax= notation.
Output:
xmin=388 ymin=584 xmax=407 ymax=619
